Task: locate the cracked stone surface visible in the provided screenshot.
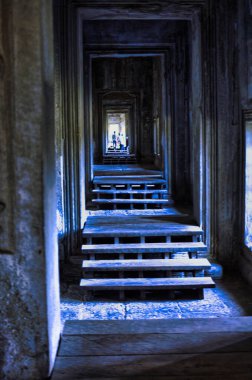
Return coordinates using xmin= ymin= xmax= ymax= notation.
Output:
xmin=87 ymin=208 xmax=188 ymax=217
xmin=125 ymin=302 xmax=181 ymax=319
xmin=177 ymin=290 xmax=230 ymax=315
xmin=79 ymin=302 xmax=126 ymax=320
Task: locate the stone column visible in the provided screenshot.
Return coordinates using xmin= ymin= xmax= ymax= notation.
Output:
xmin=0 ymin=1 xmax=60 ymax=379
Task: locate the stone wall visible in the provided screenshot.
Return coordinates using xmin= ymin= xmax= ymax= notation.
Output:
xmin=189 ymin=0 xmax=244 ymax=266
xmin=239 ymin=0 xmax=252 ymax=284
xmin=213 ymin=0 xmax=241 ymax=266
xmin=0 ymin=1 xmax=60 ymax=379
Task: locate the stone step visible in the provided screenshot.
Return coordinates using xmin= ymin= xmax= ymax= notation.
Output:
xmin=82 ymin=222 xmax=203 ymax=237
xmin=95 ymin=174 xmax=163 ymax=179
xmin=92 ymin=198 xmax=173 ymax=205
xmin=92 ymin=189 xmax=169 ymax=194
xmin=80 ymin=276 xmax=215 ymax=290
xmin=81 ymin=242 xmax=207 ymax=254
xmin=82 ymin=258 xmax=211 ymax=271
xmin=52 ymin=318 xmax=252 ymax=380
xmin=93 ymin=177 xmax=166 ymax=185
xmin=94 ymin=166 xmax=163 ymax=177
xmin=103 ymin=158 xmax=137 ymax=164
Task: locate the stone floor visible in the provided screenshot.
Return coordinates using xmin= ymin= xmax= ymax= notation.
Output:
xmin=60 ymin=272 xmax=252 ymax=331
xmin=87 ymin=206 xmax=190 ymax=217
xmin=63 ymin=207 xmax=252 ymax=330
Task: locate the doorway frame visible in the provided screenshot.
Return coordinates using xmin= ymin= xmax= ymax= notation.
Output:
xmin=96 ymin=89 xmax=140 ymax=161
xmin=103 ymin=108 xmax=131 ymax=155
xmin=57 ymin=0 xmax=215 ymax=267
xmin=81 ymin=48 xmax=175 ymax=217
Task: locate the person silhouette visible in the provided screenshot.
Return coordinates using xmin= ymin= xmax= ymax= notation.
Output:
xmin=117 ymin=133 xmax=121 ymax=150
xmin=112 ymin=131 xmax=116 ymax=149
xmin=120 ymin=133 xmax=125 ymax=150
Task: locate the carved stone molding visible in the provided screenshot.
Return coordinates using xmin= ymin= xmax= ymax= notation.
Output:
xmin=72 ymin=0 xmax=206 ymax=21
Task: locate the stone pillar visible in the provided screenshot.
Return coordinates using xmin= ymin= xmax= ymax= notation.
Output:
xmin=239 ymin=0 xmax=252 ymax=284
xmin=0 ymin=1 xmax=60 ymax=379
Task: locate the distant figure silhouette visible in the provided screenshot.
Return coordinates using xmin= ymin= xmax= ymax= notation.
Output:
xmin=112 ymin=131 xmax=116 ymax=149
xmin=116 ymin=133 xmax=121 ymax=150
xmin=120 ymin=133 xmax=125 ymax=150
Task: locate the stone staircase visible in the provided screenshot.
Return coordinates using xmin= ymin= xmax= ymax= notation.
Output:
xmin=92 ymin=173 xmax=173 ymax=210
xmin=80 ymin=167 xmax=215 ymax=299
xmin=103 ymin=153 xmax=137 ymax=164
